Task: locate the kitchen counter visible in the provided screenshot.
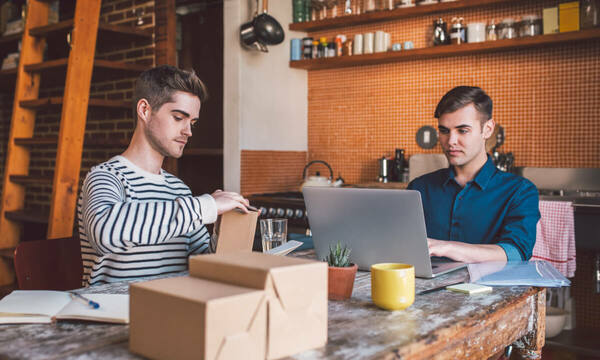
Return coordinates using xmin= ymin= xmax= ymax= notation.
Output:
xmin=0 ymin=251 xmax=546 ymax=359
xmin=350 ymin=182 xmax=409 ymax=189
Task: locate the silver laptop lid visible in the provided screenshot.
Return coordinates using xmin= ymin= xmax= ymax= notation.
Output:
xmin=303 ymin=187 xmax=435 ymax=277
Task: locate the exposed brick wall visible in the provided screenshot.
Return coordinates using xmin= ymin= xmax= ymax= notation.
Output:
xmin=241 ymin=150 xmax=308 ymax=196
xmin=1 ymin=0 xmax=157 ymax=213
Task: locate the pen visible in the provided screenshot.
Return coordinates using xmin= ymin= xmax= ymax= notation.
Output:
xmin=70 ymin=292 xmax=100 ymax=309
xmin=417 ymin=281 xmax=464 ymax=295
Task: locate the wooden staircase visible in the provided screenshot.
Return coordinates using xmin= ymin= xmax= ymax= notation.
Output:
xmin=0 ymin=0 xmax=151 ymax=286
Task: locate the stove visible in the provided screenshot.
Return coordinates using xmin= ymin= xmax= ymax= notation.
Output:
xmin=247 ymin=192 xmax=309 ymax=233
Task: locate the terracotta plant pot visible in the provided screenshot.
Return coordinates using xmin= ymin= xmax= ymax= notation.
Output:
xmin=327 ymin=263 xmax=358 ymax=300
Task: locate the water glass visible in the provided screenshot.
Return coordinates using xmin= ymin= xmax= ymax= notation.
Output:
xmin=260 ymin=219 xmax=287 ymax=252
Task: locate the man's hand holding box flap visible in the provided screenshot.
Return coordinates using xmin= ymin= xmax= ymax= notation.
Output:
xmin=214 ymin=210 xmax=258 ymax=254
xmin=189 ymin=252 xmax=328 ymax=360
xmin=129 ymin=276 xmax=266 ymax=360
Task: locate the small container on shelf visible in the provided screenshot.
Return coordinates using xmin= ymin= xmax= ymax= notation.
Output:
xmin=487 ymin=20 xmax=498 ymax=41
xmin=450 ymin=17 xmax=466 ymax=44
xmin=519 ymin=15 xmax=542 ymax=37
xmin=498 ymin=18 xmax=518 ymax=39
xmin=543 ymin=7 xmax=559 ymax=34
xmin=559 ymin=1 xmax=580 ymax=32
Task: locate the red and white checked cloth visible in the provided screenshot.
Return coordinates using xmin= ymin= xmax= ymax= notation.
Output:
xmin=532 ymin=200 xmax=576 ymax=278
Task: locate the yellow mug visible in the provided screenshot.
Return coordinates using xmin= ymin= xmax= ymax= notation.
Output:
xmin=371 ymin=263 xmax=415 ymax=311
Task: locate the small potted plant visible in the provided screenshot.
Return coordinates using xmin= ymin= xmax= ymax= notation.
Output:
xmin=324 ymin=242 xmax=358 ymax=300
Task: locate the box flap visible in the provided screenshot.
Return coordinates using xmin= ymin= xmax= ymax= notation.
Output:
xmin=130 ymin=275 xmax=263 ymax=303
xmin=216 ymin=210 xmax=258 ymax=254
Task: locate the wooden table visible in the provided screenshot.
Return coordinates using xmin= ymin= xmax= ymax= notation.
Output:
xmin=0 ymin=257 xmax=545 ymax=359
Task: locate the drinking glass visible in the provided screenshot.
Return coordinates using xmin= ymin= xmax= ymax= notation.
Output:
xmin=260 ymin=219 xmax=287 ymax=252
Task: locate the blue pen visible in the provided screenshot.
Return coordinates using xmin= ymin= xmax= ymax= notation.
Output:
xmin=70 ymin=292 xmax=100 ymax=309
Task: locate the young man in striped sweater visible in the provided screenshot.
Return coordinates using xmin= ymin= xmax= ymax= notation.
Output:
xmin=78 ymin=65 xmax=250 ymax=286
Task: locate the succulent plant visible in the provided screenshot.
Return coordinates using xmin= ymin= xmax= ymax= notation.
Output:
xmin=324 ymin=242 xmax=352 ymax=267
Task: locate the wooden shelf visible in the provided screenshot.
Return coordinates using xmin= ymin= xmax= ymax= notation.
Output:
xmin=25 ymin=58 xmax=148 ymax=73
xmin=5 ymin=210 xmax=49 ymax=224
xmin=290 ymin=28 xmax=600 ymax=70
xmin=9 ymin=175 xmax=53 ymax=185
xmin=289 ymin=0 xmax=514 ymax=32
xmin=0 ymin=248 xmax=14 ymax=259
xmin=183 ymin=148 xmax=224 ymax=156
xmin=0 ymin=32 xmax=22 ymax=45
xmin=29 ymin=20 xmax=152 ymax=41
xmin=14 ymin=136 xmax=129 ymax=147
xmin=20 ymin=97 xmax=130 ymax=109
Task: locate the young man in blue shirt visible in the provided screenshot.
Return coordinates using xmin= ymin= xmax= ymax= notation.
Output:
xmin=408 ymin=86 xmax=540 ymax=263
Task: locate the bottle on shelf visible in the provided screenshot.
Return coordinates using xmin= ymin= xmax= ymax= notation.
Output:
xmin=392 ymin=148 xmax=407 ymax=182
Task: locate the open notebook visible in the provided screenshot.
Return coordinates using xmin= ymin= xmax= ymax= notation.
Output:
xmin=0 ymin=291 xmax=129 ymax=324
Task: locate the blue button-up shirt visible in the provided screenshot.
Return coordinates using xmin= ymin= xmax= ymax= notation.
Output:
xmin=407 ymin=156 xmax=540 ymax=261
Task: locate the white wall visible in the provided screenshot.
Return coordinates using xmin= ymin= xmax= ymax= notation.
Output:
xmin=224 ymin=0 xmax=308 ymax=192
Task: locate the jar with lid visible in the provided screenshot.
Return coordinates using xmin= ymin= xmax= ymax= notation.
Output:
xmin=450 ymin=17 xmax=466 ymax=44
xmin=519 ymin=15 xmax=542 ymax=37
xmin=432 ymin=18 xmax=450 ymax=46
xmin=486 ymin=20 xmax=498 ymax=41
xmin=498 ymin=18 xmax=517 ymax=39
xmin=581 ymin=0 xmax=599 ymax=28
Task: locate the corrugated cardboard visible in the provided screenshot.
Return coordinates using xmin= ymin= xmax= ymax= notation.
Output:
xmin=129 ymin=276 xmax=266 ymax=360
xmin=215 ymin=210 xmax=258 ymax=254
xmin=189 ymin=252 xmax=328 ymax=360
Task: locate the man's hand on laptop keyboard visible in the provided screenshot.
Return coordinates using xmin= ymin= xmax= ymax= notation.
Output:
xmin=427 ymin=238 xmax=508 ymax=263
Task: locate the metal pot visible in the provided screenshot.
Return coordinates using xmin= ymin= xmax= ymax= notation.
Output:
xmin=254 ymin=0 xmax=284 ymax=45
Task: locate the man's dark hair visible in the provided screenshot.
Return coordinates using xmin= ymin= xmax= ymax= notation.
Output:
xmin=133 ymin=65 xmax=209 ymax=118
xmin=434 ymin=86 xmax=492 ymax=123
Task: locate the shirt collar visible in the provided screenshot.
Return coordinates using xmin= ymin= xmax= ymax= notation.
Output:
xmin=443 ymin=155 xmax=496 ymax=190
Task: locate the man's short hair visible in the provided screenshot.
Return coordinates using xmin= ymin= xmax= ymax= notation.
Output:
xmin=434 ymin=86 xmax=492 ymax=123
xmin=133 ymin=65 xmax=209 ymax=118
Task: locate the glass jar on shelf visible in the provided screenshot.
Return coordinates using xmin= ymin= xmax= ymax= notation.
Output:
xmin=581 ymin=0 xmax=599 ymax=28
xmin=519 ymin=15 xmax=542 ymax=37
xmin=498 ymin=18 xmax=517 ymax=39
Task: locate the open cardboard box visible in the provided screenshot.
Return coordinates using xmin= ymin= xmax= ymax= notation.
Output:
xmin=214 ymin=209 xmax=259 ymax=254
xmin=129 ymin=276 xmax=267 ymax=360
xmin=189 ymin=252 xmax=328 ymax=359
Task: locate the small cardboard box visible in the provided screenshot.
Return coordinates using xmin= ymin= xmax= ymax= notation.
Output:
xmin=543 ymin=7 xmax=559 ymax=34
xmin=189 ymin=252 xmax=328 ymax=359
xmin=214 ymin=210 xmax=258 ymax=254
xmin=129 ymin=276 xmax=266 ymax=360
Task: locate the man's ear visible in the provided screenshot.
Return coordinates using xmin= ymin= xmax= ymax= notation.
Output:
xmin=136 ymin=99 xmax=151 ymax=125
xmin=482 ymin=118 xmax=495 ymax=139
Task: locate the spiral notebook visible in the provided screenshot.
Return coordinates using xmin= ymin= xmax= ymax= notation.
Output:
xmin=0 ymin=291 xmax=129 ymax=324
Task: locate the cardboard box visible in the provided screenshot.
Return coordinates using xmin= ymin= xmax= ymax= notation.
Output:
xmin=559 ymin=1 xmax=580 ymax=32
xmin=214 ymin=210 xmax=258 ymax=254
xmin=129 ymin=276 xmax=266 ymax=360
xmin=189 ymin=252 xmax=328 ymax=359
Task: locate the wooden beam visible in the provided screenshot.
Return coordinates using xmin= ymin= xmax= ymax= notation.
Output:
xmin=155 ymin=0 xmax=178 ymax=176
xmin=47 ymin=0 xmax=102 ymax=239
xmin=0 ymin=0 xmax=49 ymax=256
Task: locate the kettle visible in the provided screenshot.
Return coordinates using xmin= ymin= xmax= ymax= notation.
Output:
xmin=300 ymin=160 xmax=344 ymax=191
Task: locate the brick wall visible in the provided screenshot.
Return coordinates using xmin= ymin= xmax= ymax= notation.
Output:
xmin=302 ymin=0 xmax=600 ymax=185
xmin=0 ymin=0 xmax=156 ymax=214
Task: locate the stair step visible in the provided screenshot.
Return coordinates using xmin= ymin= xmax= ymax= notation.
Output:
xmin=20 ymin=97 xmax=130 ymax=109
xmin=29 ymin=19 xmax=152 ymax=40
xmin=9 ymin=175 xmax=53 ymax=185
xmin=5 ymin=210 xmax=49 ymax=224
xmin=14 ymin=136 xmax=129 ymax=147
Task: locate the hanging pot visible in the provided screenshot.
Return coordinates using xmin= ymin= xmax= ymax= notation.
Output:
xmin=240 ymin=0 xmax=269 ymax=52
xmin=253 ymin=0 xmax=284 ymax=45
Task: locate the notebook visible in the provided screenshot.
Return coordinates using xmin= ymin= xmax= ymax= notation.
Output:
xmin=0 ymin=291 xmax=129 ymax=324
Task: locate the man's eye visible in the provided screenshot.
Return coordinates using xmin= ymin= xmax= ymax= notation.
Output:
xmin=174 ymin=116 xmax=182 ymax=121
xmin=459 ymin=129 xmax=469 ymax=134
xmin=439 ymin=129 xmax=449 ymax=134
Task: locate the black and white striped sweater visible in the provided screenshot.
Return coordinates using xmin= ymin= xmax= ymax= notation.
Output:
xmin=77 ymin=155 xmax=217 ymax=286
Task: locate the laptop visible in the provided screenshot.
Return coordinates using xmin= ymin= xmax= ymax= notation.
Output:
xmin=302 ymin=187 xmax=465 ymax=278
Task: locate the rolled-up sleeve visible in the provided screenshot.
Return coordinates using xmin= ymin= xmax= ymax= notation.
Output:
xmin=496 ymin=180 xmax=541 ymax=261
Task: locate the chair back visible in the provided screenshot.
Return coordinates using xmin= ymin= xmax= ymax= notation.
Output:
xmin=14 ymin=237 xmax=82 ymax=290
